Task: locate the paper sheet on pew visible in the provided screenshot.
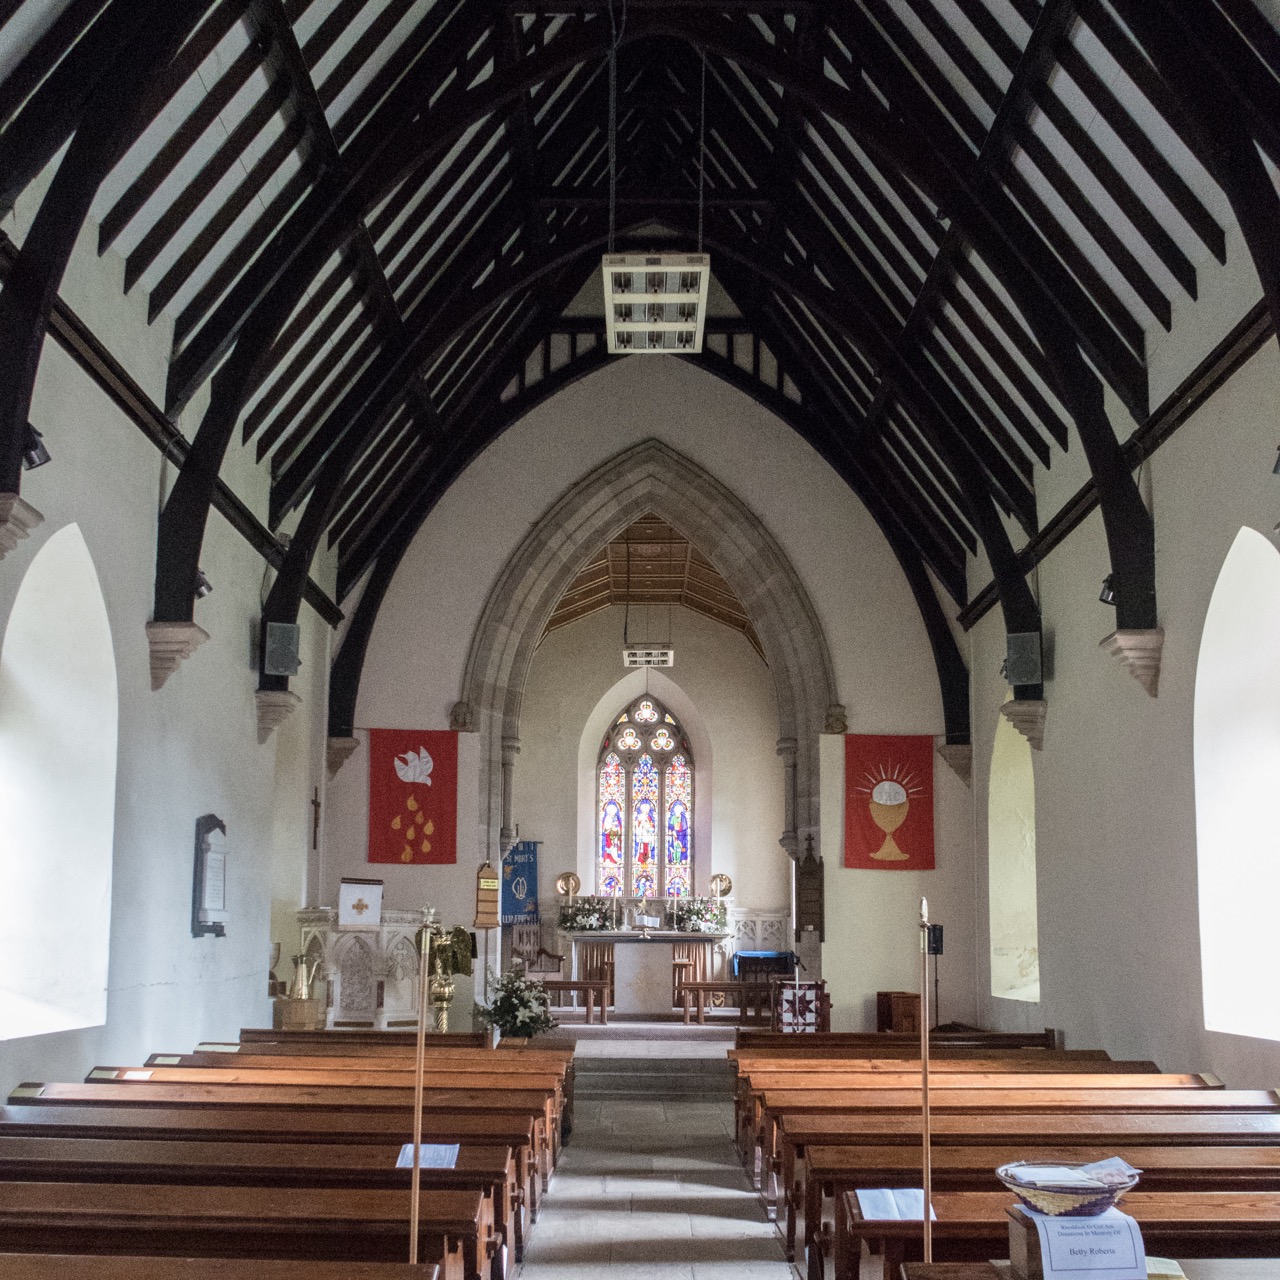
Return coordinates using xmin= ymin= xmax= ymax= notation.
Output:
xmin=853 ymin=1189 xmax=937 ymax=1220
xmin=1027 ymin=1207 xmax=1146 ymax=1280
xmin=397 ymin=1143 xmax=460 ymax=1169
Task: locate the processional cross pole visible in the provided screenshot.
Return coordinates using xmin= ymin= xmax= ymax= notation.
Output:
xmin=920 ymin=896 xmax=933 ymax=1262
xmin=311 ymin=787 xmax=321 ymax=851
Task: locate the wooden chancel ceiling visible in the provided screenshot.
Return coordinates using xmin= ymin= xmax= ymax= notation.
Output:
xmin=2 ymin=0 xmax=1274 ymax=618
xmin=543 ymin=514 xmax=764 ymax=658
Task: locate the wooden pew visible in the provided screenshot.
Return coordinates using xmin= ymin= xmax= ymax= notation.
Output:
xmin=735 ymin=1028 xmax=1065 ymax=1050
xmin=902 ymin=1264 xmax=1280 ymax=1280
xmin=0 ymin=1104 xmax=543 ymax=1222
xmin=839 ymin=1188 xmax=1280 ymax=1280
xmin=240 ymin=1029 xmax=491 ymax=1048
xmin=169 ymin=1046 xmax=578 ymax=1138
xmin=754 ymin=1087 xmax=1280 ymax=1193
xmin=735 ymin=1071 xmax=1217 ymax=1157
xmin=775 ymin=1110 xmax=1280 ymax=1267
xmin=91 ymin=1064 xmax=566 ymax=1154
xmin=11 ymin=1081 xmax=558 ymax=1182
xmin=0 ymin=1136 xmax=517 ymax=1279
xmin=803 ymin=1143 xmax=1280 ymax=1280
xmin=0 ymin=1258 xmax=439 ymax=1280
xmin=0 ymin=1183 xmax=485 ymax=1280
xmin=680 ymin=981 xmax=774 ymax=1025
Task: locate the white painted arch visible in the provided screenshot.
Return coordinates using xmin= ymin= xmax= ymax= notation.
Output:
xmin=453 ymin=439 xmax=841 ymax=879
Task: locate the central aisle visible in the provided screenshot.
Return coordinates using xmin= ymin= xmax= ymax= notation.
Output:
xmin=518 ymin=1094 xmax=797 ymax=1279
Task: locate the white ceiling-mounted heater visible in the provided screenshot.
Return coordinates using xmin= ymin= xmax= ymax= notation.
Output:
xmin=602 ymin=254 xmax=711 ymax=354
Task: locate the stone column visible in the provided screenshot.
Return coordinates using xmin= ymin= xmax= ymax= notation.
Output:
xmin=499 ymin=736 xmax=521 ymax=855
xmin=776 ymin=737 xmax=798 ymax=858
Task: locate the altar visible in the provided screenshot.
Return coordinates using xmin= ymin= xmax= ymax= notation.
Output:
xmin=569 ymin=930 xmax=729 ymax=1016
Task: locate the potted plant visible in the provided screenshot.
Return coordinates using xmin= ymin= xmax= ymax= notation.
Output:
xmin=475 ymin=968 xmax=558 ymax=1039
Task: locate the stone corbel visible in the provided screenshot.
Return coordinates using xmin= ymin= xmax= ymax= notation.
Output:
xmin=256 ymin=688 xmax=302 ymax=744
xmin=935 ymin=739 xmax=973 ymax=786
xmin=823 ymin=704 xmax=848 ymax=735
xmin=1000 ymin=698 xmax=1047 ymax=752
xmin=1100 ymin=628 xmax=1164 ymax=697
xmin=145 ymin=619 xmax=210 ymax=690
xmin=449 ymin=700 xmax=475 ymax=732
xmin=326 ymin=735 xmax=360 ymax=777
xmin=0 ymin=493 xmax=42 ymax=559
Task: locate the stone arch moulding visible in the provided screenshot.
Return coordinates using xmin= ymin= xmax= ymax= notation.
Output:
xmin=451 ymin=439 xmax=842 ymax=877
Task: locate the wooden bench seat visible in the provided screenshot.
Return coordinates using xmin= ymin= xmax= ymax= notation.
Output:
xmin=775 ymin=1108 xmax=1280 ymax=1266
xmin=0 ymin=1183 xmax=485 ymax=1280
xmin=839 ymin=1188 xmax=1280 ymax=1280
xmin=735 ymin=1029 xmax=1065 ymax=1051
xmin=538 ymin=980 xmax=610 ymax=1024
xmin=240 ymin=1029 xmax=490 ymax=1048
xmin=802 ymin=1142 xmax=1280 ymax=1280
xmin=680 ymin=981 xmax=774 ymax=1025
xmin=754 ymin=1087 xmax=1280 ymax=1189
xmin=11 ymin=1081 xmax=558 ymax=1180
xmin=0 ymin=1257 xmax=439 ymax=1280
xmin=901 ymin=1264 xmax=1280 ymax=1280
xmin=0 ymin=1104 xmax=543 ymax=1220
xmin=0 ymin=1136 xmax=518 ymax=1279
xmin=735 ymin=1072 xmax=1217 ymax=1158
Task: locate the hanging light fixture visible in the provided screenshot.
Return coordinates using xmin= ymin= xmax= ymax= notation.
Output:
xmin=602 ymin=38 xmax=711 ymax=354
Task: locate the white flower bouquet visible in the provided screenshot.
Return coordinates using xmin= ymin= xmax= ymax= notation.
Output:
xmin=475 ymin=968 xmax=557 ymax=1038
xmin=559 ymin=896 xmax=614 ymax=931
xmin=674 ymin=896 xmax=723 ymax=932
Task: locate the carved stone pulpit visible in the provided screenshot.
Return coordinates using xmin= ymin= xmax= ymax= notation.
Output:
xmin=297 ymin=907 xmax=426 ymax=1029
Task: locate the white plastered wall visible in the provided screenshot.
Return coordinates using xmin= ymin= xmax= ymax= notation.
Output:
xmin=968 ymin=294 xmax=1280 ymax=1082
xmin=516 ymin=604 xmax=787 ymax=918
xmin=0 ymin=168 xmax=328 ymax=1088
xmin=328 ymin=355 xmax=975 ymax=1028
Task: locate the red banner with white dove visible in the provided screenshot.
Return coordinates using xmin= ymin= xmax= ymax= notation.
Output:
xmin=368 ymin=729 xmax=458 ymax=865
xmin=844 ymin=734 xmax=935 ymax=871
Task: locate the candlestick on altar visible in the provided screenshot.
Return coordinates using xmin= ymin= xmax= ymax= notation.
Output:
xmin=920 ymin=896 xmax=933 ymax=1262
xmin=408 ymin=917 xmax=434 ymax=1263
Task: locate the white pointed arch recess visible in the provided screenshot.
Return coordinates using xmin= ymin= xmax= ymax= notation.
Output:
xmin=455 ymin=439 xmax=839 ymax=871
xmin=1195 ymin=527 xmax=1280 ymax=1040
xmin=0 ymin=524 xmax=117 ymax=1039
xmin=988 ymin=694 xmax=1040 ymax=1003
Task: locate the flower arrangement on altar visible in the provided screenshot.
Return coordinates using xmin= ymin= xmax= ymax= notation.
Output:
xmin=474 ymin=968 xmax=557 ymax=1038
xmin=558 ymin=896 xmax=614 ymax=931
xmin=674 ymin=896 xmax=723 ymax=933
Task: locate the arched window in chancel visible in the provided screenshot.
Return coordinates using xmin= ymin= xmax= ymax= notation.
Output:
xmin=596 ymin=695 xmax=694 ymax=897
xmin=598 ymin=753 xmax=625 ymax=896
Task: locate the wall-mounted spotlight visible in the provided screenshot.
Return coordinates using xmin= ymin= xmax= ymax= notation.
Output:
xmin=194 ymin=568 xmax=213 ymax=599
xmin=1099 ymin=574 xmax=1116 ymax=606
xmin=21 ymin=424 xmax=50 ymax=470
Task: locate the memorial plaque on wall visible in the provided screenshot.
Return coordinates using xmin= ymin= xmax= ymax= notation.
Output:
xmin=795 ymin=849 xmax=824 ymax=942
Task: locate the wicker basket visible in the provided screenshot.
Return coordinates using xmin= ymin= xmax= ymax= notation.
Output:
xmin=996 ymin=1161 xmax=1139 ymax=1217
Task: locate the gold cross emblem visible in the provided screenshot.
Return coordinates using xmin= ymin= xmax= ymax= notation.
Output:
xmin=352 ymin=897 xmax=369 ymax=916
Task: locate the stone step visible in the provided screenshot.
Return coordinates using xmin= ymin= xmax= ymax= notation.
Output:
xmin=575 ymin=1057 xmax=734 ymax=1076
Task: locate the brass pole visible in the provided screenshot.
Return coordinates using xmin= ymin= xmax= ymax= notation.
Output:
xmin=920 ymin=897 xmax=933 ymax=1262
xmin=409 ymin=924 xmax=432 ymax=1263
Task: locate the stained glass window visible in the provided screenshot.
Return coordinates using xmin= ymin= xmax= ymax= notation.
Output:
xmin=665 ymin=755 xmax=692 ymax=897
xmin=631 ymin=755 xmax=659 ymax=896
xmin=598 ymin=753 xmax=625 ymax=897
xmin=596 ymin=696 xmax=695 ymax=897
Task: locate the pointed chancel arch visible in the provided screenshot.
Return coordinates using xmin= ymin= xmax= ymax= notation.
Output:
xmin=0 ymin=524 xmax=117 ymax=1039
xmin=451 ymin=439 xmax=840 ymax=876
xmin=1195 ymin=527 xmax=1280 ymax=1040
